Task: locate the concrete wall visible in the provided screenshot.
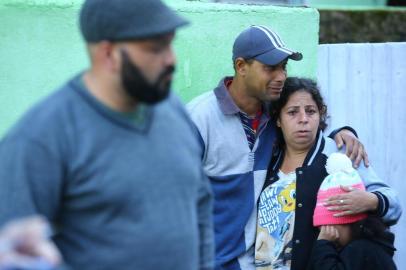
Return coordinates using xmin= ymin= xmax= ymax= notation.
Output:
xmin=0 ymin=0 xmax=319 ymax=137
xmin=0 ymin=0 xmax=86 ymax=137
xmin=172 ymin=1 xmax=319 ymax=100
xmin=318 ymin=42 xmax=406 ymax=269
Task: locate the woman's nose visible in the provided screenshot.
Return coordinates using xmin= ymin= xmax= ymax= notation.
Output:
xmin=299 ymin=111 xmax=309 ymax=123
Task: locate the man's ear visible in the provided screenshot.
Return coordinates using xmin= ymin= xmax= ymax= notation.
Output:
xmin=234 ymin=57 xmax=249 ymax=76
xmin=98 ymin=41 xmax=120 ymax=72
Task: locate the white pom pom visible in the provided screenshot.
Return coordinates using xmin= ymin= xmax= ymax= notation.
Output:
xmin=325 ymin=153 xmax=353 ymax=174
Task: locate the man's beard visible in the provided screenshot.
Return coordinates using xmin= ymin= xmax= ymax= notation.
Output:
xmin=120 ymin=50 xmax=175 ymax=104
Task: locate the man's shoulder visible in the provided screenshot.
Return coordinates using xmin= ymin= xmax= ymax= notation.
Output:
xmin=186 ymin=76 xmax=230 ymax=118
xmin=4 ymin=78 xmax=81 ymax=142
xmin=186 ymin=91 xmax=217 ymax=114
xmin=157 ymin=92 xmax=196 ymax=129
xmin=185 ymin=91 xmax=223 ymax=130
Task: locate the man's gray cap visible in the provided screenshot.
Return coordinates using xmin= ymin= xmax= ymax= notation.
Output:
xmin=80 ymin=0 xmax=189 ymax=42
xmin=233 ymin=25 xmax=302 ymax=66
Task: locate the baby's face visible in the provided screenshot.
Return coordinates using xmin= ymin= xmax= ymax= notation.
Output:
xmin=334 ymin=224 xmax=352 ymax=248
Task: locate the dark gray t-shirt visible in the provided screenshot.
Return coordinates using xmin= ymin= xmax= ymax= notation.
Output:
xmin=0 ymin=74 xmax=214 ymax=270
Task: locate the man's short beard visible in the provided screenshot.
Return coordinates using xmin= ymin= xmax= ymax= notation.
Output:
xmin=120 ymin=49 xmax=175 ymax=104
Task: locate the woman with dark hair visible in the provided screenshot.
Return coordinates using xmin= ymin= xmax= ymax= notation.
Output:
xmin=254 ymin=77 xmax=401 ymax=270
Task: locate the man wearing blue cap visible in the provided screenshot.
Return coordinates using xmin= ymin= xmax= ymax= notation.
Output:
xmin=0 ymin=0 xmax=213 ymax=269
xmin=187 ymin=25 xmax=368 ymax=270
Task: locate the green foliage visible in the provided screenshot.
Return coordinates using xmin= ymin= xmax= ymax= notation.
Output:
xmin=319 ymin=9 xmax=406 ymax=43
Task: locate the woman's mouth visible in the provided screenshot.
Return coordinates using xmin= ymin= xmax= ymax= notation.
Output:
xmin=296 ymin=130 xmax=310 ymax=136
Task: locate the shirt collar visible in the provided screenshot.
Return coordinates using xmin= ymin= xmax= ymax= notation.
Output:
xmin=214 ymin=76 xmax=241 ymax=115
xmin=213 ymin=76 xmax=271 ymax=117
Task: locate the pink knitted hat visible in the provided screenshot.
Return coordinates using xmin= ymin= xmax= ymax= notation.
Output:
xmin=313 ymin=153 xmax=367 ymax=227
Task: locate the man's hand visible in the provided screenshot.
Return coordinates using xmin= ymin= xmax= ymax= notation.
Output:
xmin=333 ymin=129 xmax=369 ymax=168
xmin=0 ymin=216 xmax=62 ymax=269
xmin=317 ymin=225 xmax=339 ymax=242
xmin=324 ymin=186 xmax=378 ymax=217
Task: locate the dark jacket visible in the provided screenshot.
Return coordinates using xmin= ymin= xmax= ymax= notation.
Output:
xmin=265 ymin=131 xmax=328 ymax=270
xmin=308 ymin=231 xmax=397 ymax=270
xmin=263 ymin=130 xmax=400 ymax=270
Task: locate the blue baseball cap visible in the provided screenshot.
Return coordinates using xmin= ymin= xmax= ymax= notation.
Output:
xmin=232 ymin=25 xmax=303 ymax=66
xmin=80 ymin=0 xmax=189 ymax=42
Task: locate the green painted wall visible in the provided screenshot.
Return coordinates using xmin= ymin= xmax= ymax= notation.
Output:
xmin=0 ymin=0 xmax=319 ymax=137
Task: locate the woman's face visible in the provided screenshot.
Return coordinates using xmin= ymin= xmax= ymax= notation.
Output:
xmin=277 ymin=90 xmax=320 ymax=151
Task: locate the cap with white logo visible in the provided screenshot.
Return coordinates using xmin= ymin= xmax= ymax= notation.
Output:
xmin=232 ymin=25 xmax=302 ymax=66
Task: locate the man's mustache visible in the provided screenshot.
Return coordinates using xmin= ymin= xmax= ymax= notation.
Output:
xmin=156 ymin=65 xmax=175 ymax=83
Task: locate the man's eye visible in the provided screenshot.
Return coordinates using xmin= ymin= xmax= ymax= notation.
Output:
xmin=147 ymin=44 xmax=167 ymax=53
xmin=150 ymin=46 xmax=164 ymax=53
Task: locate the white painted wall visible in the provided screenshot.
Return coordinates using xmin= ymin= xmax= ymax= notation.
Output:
xmin=318 ymin=42 xmax=406 ymax=269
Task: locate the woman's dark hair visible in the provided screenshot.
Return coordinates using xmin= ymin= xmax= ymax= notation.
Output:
xmin=271 ymin=77 xmax=328 ymax=149
xmin=350 ymin=216 xmax=389 ymax=241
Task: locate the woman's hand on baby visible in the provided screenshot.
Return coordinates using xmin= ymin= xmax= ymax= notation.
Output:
xmin=318 ymin=225 xmax=339 ymax=242
xmin=324 ymin=186 xmax=378 ymax=217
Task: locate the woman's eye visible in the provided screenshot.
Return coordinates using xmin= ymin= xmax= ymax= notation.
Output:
xmin=287 ymin=111 xmax=296 ymax=116
xmin=306 ymin=109 xmax=316 ymax=115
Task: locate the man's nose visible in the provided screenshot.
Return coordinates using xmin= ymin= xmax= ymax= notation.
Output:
xmin=274 ymin=66 xmax=287 ymax=82
xmin=164 ymin=46 xmax=176 ymax=66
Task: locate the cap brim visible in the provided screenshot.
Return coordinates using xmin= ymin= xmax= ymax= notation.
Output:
xmin=153 ymin=10 xmax=190 ymax=35
xmin=254 ymin=48 xmax=303 ymax=66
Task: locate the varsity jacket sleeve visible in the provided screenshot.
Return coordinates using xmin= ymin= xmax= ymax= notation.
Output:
xmin=356 ymin=162 xmax=402 ymax=225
